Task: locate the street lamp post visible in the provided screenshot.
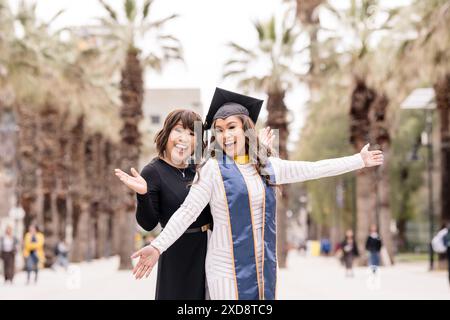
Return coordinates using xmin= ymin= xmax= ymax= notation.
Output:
xmin=401 ymin=88 xmax=436 ymax=271
xmin=424 ymin=108 xmax=435 ymax=270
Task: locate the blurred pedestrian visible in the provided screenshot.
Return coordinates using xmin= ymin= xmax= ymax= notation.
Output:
xmin=365 ymin=224 xmax=382 ymax=274
xmin=432 ymin=223 xmax=448 ymax=270
xmin=23 ymin=224 xmax=45 ymax=285
xmin=0 ymin=225 xmax=19 ymax=284
xmin=320 ymin=238 xmax=331 ymax=256
xmin=444 ymin=223 xmax=450 ymax=285
xmin=52 ymin=239 xmax=69 ymax=271
xmin=341 ymin=230 xmax=359 ymax=277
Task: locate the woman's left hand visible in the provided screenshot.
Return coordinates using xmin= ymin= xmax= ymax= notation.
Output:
xmin=259 ymin=126 xmax=275 ymax=150
xmin=360 ymin=143 xmax=384 ymax=167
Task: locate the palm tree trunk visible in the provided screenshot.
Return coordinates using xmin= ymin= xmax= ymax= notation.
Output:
xmin=435 ymin=74 xmax=450 ymax=223
xmin=105 ymin=140 xmax=121 ymax=257
xmin=16 ymin=104 xmax=39 ymax=231
xmin=36 ymin=104 xmax=61 ymax=266
xmin=56 ymin=111 xmax=72 ymax=242
xmin=350 ymin=78 xmax=375 ymax=264
xmin=266 ymin=90 xmax=290 ymax=268
xmin=296 ymin=0 xmax=324 ymax=103
xmin=355 ymin=165 xmax=376 ymax=264
xmin=69 ymin=116 xmax=89 ymax=262
xmin=118 ymin=48 xmax=143 ymax=269
xmin=370 ymin=94 xmax=394 ymax=263
xmin=350 ymin=80 xmax=394 ymax=264
xmin=95 ymin=136 xmax=109 ymax=258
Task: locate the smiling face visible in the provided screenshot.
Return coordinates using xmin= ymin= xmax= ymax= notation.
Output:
xmin=155 ymin=110 xmax=203 ymax=167
xmin=165 ymin=121 xmax=195 ymax=166
xmin=213 ymin=115 xmax=247 ymax=158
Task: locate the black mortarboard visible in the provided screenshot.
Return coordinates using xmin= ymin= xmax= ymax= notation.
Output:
xmin=204 ymin=87 xmax=264 ymax=130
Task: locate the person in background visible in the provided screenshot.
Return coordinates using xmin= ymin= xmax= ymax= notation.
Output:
xmin=52 ymin=239 xmax=69 ymax=271
xmin=320 ymin=238 xmax=331 ymax=256
xmin=365 ymin=224 xmax=382 ymax=274
xmin=444 ymin=223 xmax=450 ymax=286
xmin=341 ymin=229 xmax=359 ymax=277
xmin=432 ymin=223 xmax=449 ymax=270
xmin=23 ymin=224 xmax=45 ymax=285
xmin=0 ymin=225 xmax=19 ymax=284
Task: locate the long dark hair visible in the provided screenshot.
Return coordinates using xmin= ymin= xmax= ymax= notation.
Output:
xmin=193 ymin=114 xmax=277 ymax=186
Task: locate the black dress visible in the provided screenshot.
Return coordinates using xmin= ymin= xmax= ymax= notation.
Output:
xmin=136 ymin=157 xmax=212 ymax=300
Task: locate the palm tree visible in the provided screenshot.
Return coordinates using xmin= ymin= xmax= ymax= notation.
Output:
xmin=224 ymin=11 xmax=306 ymax=267
xmin=322 ymin=0 xmax=397 ymax=263
xmin=381 ymin=0 xmax=450 ymax=228
xmin=4 ymin=1 xmax=122 ymax=265
xmin=0 ymin=0 xmax=18 ymax=222
xmin=410 ymin=0 xmax=450 ymax=223
xmin=3 ymin=1 xmax=71 ymax=265
xmin=61 ymin=28 xmax=122 ymax=262
xmin=294 ymin=0 xmax=324 ymax=101
xmin=96 ymin=0 xmax=183 ymax=269
xmin=435 ymin=75 xmax=450 ymax=223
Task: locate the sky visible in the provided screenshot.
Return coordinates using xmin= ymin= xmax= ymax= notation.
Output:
xmin=9 ymin=0 xmax=308 ymax=149
xmin=8 ymin=0 xmax=413 ymax=150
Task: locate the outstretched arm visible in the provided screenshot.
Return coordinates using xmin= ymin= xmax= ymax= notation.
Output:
xmin=269 ymin=143 xmax=383 ymax=184
xmin=131 ymin=160 xmax=215 ymax=279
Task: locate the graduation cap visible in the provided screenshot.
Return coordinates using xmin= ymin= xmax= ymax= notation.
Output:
xmin=204 ymin=87 xmax=264 ymax=130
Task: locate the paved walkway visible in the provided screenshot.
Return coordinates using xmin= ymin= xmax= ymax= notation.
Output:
xmin=0 ymin=252 xmax=448 ymax=299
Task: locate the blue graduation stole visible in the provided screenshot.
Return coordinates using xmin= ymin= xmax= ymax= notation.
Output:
xmin=216 ymin=155 xmax=277 ymax=300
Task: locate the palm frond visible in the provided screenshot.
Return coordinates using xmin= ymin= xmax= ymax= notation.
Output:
xmin=227 ymin=42 xmax=256 ymax=57
xmin=322 ymin=2 xmax=346 ymax=23
xmin=268 ymin=16 xmax=276 ymax=42
xmin=222 ymin=69 xmax=247 ymax=79
xmin=125 ymin=0 xmax=137 ymax=22
xmin=238 ymin=76 xmax=268 ymax=92
xmin=45 ymin=8 xmax=65 ymax=26
xmin=143 ymin=53 xmax=163 ymax=72
xmin=142 ymin=0 xmax=154 ymax=19
xmin=253 ymin=21 xmax=265 ymax=41
xmin=143 ymin=13 xmax=179 ymax=31
xmin=98 ymin=0 xmax=118 ymax=22
xmin=223 ymin=58 xmax=251 ymax=67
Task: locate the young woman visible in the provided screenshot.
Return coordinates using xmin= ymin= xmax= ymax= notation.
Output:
xmin=23 ymin=224 xmax=45 ymax=285
xmin=115 ymin=108 xmax=274 ymax=299
xmin=131 ymin=88 xmax=384 ymax=300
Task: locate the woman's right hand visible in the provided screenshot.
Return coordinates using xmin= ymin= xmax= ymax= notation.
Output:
xmin=114 ymin=167 xmax=147 ymax=194
xmin=131 ymin=244 xmax=160 ymax=279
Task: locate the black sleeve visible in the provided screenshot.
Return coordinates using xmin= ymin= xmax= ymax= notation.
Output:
xmin=135 ymin=164 xmax=161 ymax=231
xmin=365 ymin=237 xmax=370 ymax=251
